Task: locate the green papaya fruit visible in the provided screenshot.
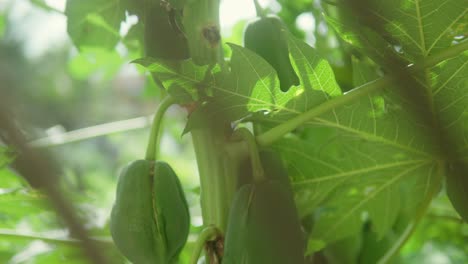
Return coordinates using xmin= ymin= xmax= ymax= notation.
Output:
xmin=110 ymin=160 xmax=190 ymax=264
xmin=223 ymin=180 xmax=305 ymax=264
xmin=244 ymin=15 xmax=300 ymax=92
xmin=236 ymin=150 xmax=292 ymax=190
xmin=358 ymin=223 xmax=400 ymax=264
xmin=323 ymin=233 xmax=362 ymax=264
xmin=144 ymin=2 xmax=190 ymax=60
xmin=446 ymin=161 xmax=468 ymax=222
xmin=154 ymin=161 xmax=191 ymax=259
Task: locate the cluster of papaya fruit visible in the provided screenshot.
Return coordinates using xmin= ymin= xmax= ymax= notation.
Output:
xmin=109 ymin=1 xmax=307 ymax=263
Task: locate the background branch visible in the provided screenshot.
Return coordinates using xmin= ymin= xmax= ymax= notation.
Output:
xmin=0 ymin=97 xmax=110 ymax=264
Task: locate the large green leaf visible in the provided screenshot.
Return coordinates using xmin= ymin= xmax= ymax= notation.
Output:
xmin=432 ymin=52 xmax=468 ymax=155
xmin=277 ymin=49 xmax=466 ymax=244
xmin=136 ymin=33 xmax=342 ymax=123
xmin=257 ymin=0 xmax=468 ymax=248
xmin=0 ymin=189 xmax=48 ymax=228
xmin=133 ymin=58 xmax=212 ymax=103
xmin=274 ymin=83 xmax=440 ymax=244
xmin=373 ymin=0 xmax=467 ymax=59
xmin=211 ymin=34 xmax=341 ymax=123
xmin=325 ymin=0 xmax=467 ymax=62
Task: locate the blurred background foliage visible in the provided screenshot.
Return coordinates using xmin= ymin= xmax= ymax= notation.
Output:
xmin=0 ymin=0 xmax=466 ymax=263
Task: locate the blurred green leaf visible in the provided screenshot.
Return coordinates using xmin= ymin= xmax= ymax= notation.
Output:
xmin=67 ymin=47 xmax=124 ymax=80
xmin=65 ymin=0 xmax=126 ymax=49
xmin=0 ymin=15 xmax=5 ymax=39
xmin=134 ymin=58 xmax=210 ymax=103
xmin=325 ymin=0 xmax=467 ymax=62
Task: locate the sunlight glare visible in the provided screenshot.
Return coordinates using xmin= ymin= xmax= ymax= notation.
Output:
xmin=45 ymin=0 xmax=66 ymax=12
xmin=220 ymin=0 xmax=256 ymax=29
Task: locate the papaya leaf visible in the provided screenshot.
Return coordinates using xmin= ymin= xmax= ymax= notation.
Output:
xmin=133 ymin=58 xmax=213 ymax=104
xmin=278 ymin=50 xmax=467 ymax=245
xmin=0 ymin=146 xmax=14 ymax=169
xmin=0 ymin=188 xmax=48 ymax=228
xmin=269 ymin=0 xmax=467 ymax=247
xmin=432 ymin=52 xmax=468 ymax=156
xmin=276 ymin=84 xmax=441 ymax=244
xmin=211 ymin=33 xmax=341 ymax=123
xmin=325 ymin=0 xmax=467 ymax=62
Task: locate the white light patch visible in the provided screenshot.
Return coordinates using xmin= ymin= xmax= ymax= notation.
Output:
xmin=296 ymin=12 xmax=316 ymax=46
xmin=220 ymin=0 xmax=256 ymax=29
xmin=45 ymin=0 xmax=66 ymax=12
xmin=259 ymin=0 xmax=282 ymax=13
xmin=296 ymin=12 xmax=315 ymax=32
xmin=7 ymin=0 xmax=69 ymax=59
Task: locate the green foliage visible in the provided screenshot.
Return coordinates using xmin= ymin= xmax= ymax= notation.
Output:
xmin=67 ymin=47 xmax=124 ymax=80
xmin=1 ymin=0 xmax=467 ymax=262
xmin=0 ymin=15 xmax=5 ymax=38
xmin=324 ymin=0 xmax=467 ymax=61
xmin=134 ymin=57 xmax=212 ymax=104
xmin=65 ymin=0 xmax=125 ymax=49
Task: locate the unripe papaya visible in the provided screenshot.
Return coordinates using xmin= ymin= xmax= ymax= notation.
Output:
xmin=323 ymin=233 xmax=362 ymax=264
xmin=110 ymin=160 xmax=190 ymax=264
xmin=358 ymin=223 xmax=400 ymax=264
xmin=144 ymin=3 xmax=190 ymax=60
xmin=244 ymin=16 xmax=300 ymax=92
xmin=224 ymin=163 xmax=305 ymax=264
xmin=446 ymin=161 xmax=468 ymax=222
xmin=224 ymin=149 xmax=305 ymax=263
xmin=154 ymin=161 xmax=191 ymax=259
xmin=236 ymin=150 xmax=292 ymax=190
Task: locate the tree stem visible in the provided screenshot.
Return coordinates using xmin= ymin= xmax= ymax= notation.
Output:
xmin=191 ymin=120 xmax=231 ymax=231
xmin=145 ymin=96 xmax=175 ymax=161
xmin=232 ymin=128 xmax=265 ymax=182
xmin=257 ymin=77 xmax=389 ymax=146
xmin=189 ymin=225 xmax=222 ymax=264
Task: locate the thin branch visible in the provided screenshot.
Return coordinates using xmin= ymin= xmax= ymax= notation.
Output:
xmin=257 ymin=77 xmax=389 ymax=146
xmin=0 ymin=229 xmax=113 ymax=246
xmin=29 ymin=115 xmax=154 ymax=148
xmin=0 ymin=99 xmax=110 ymax=264
xmin=145 ymin=96 xmax=176 ymax=160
